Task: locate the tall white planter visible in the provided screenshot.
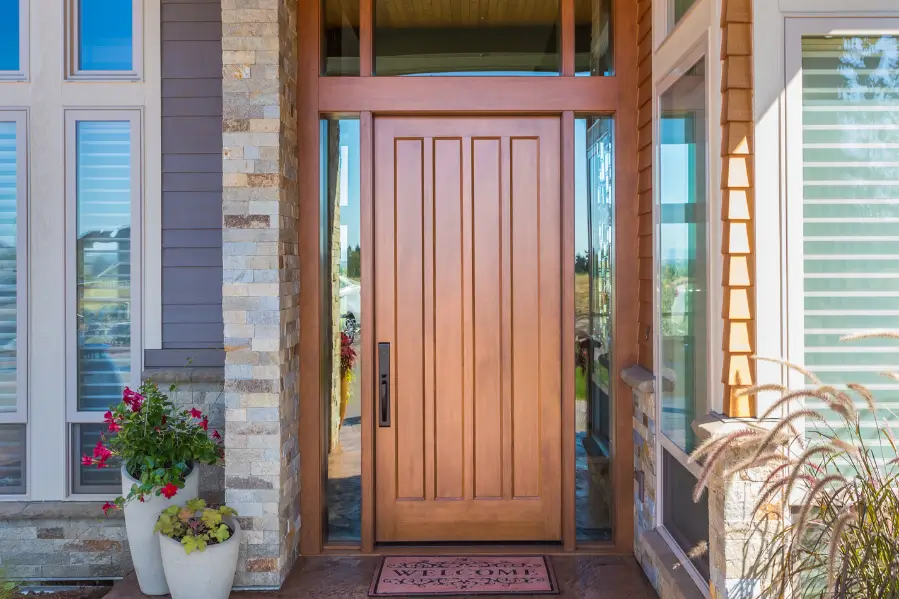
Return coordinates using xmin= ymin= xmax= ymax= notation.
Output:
xmin=160 ymin=517 xmax=241 ymax=599
xmin=122 ymin=464 xmax=199 ymax=596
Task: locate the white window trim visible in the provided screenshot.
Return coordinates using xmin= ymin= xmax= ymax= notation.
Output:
xmin=0 ymin=0 xmax=29 ymax=82
xmin=64 ymin=109 xmax=142 ymax=497
xmin=64 ymin=0 xmax=143 ymax=81
xmin=0 ymin=110 xmax=28 ymax=426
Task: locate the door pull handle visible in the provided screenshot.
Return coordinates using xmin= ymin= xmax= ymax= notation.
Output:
xmin=378 ymin=342 xmax=391 ymax=427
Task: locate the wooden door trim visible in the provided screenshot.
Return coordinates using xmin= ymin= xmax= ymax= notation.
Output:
xmin=560 ymin=111 xmax=576 ymax=552
xmin=298 ymin=0 xmax=641 ymax=556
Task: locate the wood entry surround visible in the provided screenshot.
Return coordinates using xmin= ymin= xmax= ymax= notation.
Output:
xmin=374 ymin=117 xmax=562 ymax=542
xmin=297 ymin=0 xmax=639 ymax=556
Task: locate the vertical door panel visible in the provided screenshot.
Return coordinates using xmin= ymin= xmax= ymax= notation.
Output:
xmin=375 ymin=117 xmax=561 ymax=542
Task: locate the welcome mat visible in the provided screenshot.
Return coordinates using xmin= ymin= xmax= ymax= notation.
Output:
xmin=369 ymin=556 xmax=559 ymax=596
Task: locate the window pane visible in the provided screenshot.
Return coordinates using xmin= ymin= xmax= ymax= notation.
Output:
xmin=659 ymin=57 xmax=707 ymax=454
xmin=0 ymin=0 xmax=19 ymax=71
xmin=323 ymin=118 xmax=362 ymax=543
xmin=671 ymin=0 xmax=695 ymax=28
xmin=801 ymin=35 xmax=899 ymax=446
xmin=79 ymin=0 xmax=133 ymax=71
xmin=575 ymin=117 xmax=615 ymax=542
xmin=323 ymin=0 xmax=360 ymax=75
xmin=73 ymin=423 xmax=121 ymax=493
xmin=0 ymin=121 xmax=18 ymax=412
xmin=663 ymin=450 xmax=709 ymax=579
xmin=575 ymin=0 xmax=613 ymax=76
xmin=76 ymin=122 xmax=133 ymax=411
xmin=0 ymin=424 xmax=25 ymax=494
xmin=374 ymin=0 xmax=560 ymax=76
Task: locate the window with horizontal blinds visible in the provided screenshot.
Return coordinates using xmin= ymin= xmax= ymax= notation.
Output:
xmin=75 ymin=121 xmax=133 ymax=412
xmin=801 ymin=35 xmax=899 ymax=445
xmin=0 ymin=424 xmax=25 ymax=494
xmin=0 ymin=121 xmax=18 ymax=414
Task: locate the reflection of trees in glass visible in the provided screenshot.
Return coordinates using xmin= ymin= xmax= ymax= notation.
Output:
xmin=346 ymin=244 xmax=361 ymax=279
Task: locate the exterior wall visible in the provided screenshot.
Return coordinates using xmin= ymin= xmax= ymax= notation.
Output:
xmin=220 ymin=0 xmax=301 ymax=587
xmin=155 ymin=0 xmax=226 ymax=366
xmin=0 ymin=376 xmax=224 ymax=580
xmin=719 ymin=0 xmax=755 ymax=417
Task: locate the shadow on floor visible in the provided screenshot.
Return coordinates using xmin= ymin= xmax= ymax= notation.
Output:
xmin=107 ymin=556 xmax=658 ymax=599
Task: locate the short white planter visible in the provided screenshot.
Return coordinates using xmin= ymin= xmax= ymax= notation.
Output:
xmin=159 ymin=517 xmax=242 ymax=599
xmin=122 ymin=464 xmax=199 ymax=596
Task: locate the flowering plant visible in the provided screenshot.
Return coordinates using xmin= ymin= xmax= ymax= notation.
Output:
xmin=81 ymin=381 xmax=224 ymax=514
xmin=154 ymin=498 xmax=238 ymax=555
xmin=340 ymin=331 xmax=357 ymax=380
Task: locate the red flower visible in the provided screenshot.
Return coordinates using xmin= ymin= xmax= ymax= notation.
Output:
xmin=161 ymin=415 xmax=167 ymax=425
xmin=102 ymin=502 xmax=116 ymax=516
xmin=160 ymin=483 xmax=179 ymax=499
xmin=93 ymin=441 xmax=112 ymax=461
xmin=200 ymin=416 xmax=209 ymax=431
xmin=81 ymin=455 xmax=93 ymax=466
xmin=123 ymin=387 xmax=144 ymax=412
xmin=108 ymin=420 xmax=121 ymax=433
xmin=189 ymin=408 xmax=203 ymax=419
xmin=103 ymin=410 xmax=114 ymax=423
xmin=212 ymin=429 xmax=222 ymax=440
xmin=139 ymin=495 xmax=146 ymax=503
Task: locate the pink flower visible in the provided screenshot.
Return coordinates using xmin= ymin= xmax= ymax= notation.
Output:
xmin=81 ymin=455 xmax=93 ymax=466
xmin=123 ymin=387 xmax=144 ymax=412
xmin=189 ymin=408 xmax=203 ymax=419
xmin=200 ymin=417 xmax=209 ymax=431
xmin=103 ymin=410 xmax=114 ymax=423
xmin=160 ymin=483 xmax=179 ymax=499
xmin=212 ymin=429 xmax=222 ymax=441
xmin=102 ymin=502 xmax=117 ymax=516
xmin=108 ymin=420 xmax=121 ymax=433
xmin=93 ymin=441 xmax=112 ymax=461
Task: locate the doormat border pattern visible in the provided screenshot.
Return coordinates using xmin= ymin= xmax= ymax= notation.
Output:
xmin=369 ymin=556 xmax=560 ymax=596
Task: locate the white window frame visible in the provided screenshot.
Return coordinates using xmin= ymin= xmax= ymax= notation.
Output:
xmin=0 ymin=0 xmax=29 ymax=82
xmin=783 ymin=18 xmax=899 ymax=393
xmin=64 ymin=109 xmax=142 ymax=498
xmin=65 ymin=0 xmax=143 ymax=81
xmin=0 ymin=110 xmax=28 ymax=425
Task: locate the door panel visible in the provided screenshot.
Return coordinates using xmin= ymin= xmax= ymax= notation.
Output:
xmin=374 ymin=117 xmax=561 ymax=543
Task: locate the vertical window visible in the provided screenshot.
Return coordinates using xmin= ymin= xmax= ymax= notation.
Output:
xmin=374 ymin=0 xmax=560 ymax=76
xmin=670 ymin=0 xmax=696 ymax=30
xmin=574 ymin=0 xmax=614 ymax=76
xmin=658 ymin=55 xmax=709 ymax=578
xmin=322 ymin=118 xmax=362 ymax=543
xmin=0 ymin=0 xmax=27 ymax=79
xmin=799 ymin=34 xmax=899 ymax=444
xmin=0 ymin=112 xmax=27 ymax=496
xmin=66 ymin=112 xmax=140 ymax=492
xmin=574 ymin=116 xmax=615 ymax=542
xmin=322 ymin=0 xmax=360 ymax=76
xmin=68 ymin=0 xmax=139 ymax=78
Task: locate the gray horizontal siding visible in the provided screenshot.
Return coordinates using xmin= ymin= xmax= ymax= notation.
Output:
xmin=152 ymin=0 xmax=223 ymax=369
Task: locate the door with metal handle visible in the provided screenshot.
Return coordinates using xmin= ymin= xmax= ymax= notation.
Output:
xmin=378 ymin=342 xmax=390 ymax=427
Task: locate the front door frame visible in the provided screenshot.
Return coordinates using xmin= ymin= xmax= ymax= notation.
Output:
xmin=297 ymin=0 xmax=639 ymax=556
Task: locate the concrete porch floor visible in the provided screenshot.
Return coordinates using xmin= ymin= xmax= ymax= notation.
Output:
xmin=105 ymin=556 xmax=657 ymax=599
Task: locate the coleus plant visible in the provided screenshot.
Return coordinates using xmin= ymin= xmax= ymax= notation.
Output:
xmin=80 ymin=381 xmax=224 ymax=515
xmin=154 ymin=498 xmax=238 ymax=555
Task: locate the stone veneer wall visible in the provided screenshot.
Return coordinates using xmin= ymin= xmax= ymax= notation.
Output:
xmin=0 ymin=374 xmax=224 ymax=581
xmin=220 ymin=0 xmax=301 ymax=588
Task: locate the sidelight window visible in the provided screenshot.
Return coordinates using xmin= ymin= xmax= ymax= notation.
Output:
xmin=574 ymin=116 xmax=615 ymax=542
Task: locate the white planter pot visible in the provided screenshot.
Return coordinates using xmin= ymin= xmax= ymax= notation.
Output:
xmin=122 ymin=464 xmax=199 ymax=596
xmin=159 ymin=517 xmax=241 ymax=599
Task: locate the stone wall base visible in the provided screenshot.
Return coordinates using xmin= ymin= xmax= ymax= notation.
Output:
xmin=0 ymin=370 xmax=224 ymax=583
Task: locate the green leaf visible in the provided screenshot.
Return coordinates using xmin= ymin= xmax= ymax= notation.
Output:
xmin=200 ymin=508 xmax=222 ymax=528
xmin=182 ymin=536 xmax=199 ymax=555
xmin=186 ymin=498 xmax=206 ymax=512
xmin=213 ymin=524 xmax=231 ymax=543
xmin=219 ymin=506 xmax=238 ymax=517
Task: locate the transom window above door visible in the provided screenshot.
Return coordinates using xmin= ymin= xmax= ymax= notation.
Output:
xmin=322 ymin=0 xmax=614 ymax=76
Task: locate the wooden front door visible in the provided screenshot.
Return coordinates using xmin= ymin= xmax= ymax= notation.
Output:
xmin=373 ymin=117 xmax=562 ymax=543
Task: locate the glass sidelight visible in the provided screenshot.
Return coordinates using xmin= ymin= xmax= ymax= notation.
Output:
xmin=574 ymin=116 xmax=614 ymax=542
xmin=321 ymin=117 xmax=363 ymax=543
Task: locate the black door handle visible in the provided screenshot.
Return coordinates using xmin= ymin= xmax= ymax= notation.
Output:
xmin=378 ymin=342 xmax=390 ymax=427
